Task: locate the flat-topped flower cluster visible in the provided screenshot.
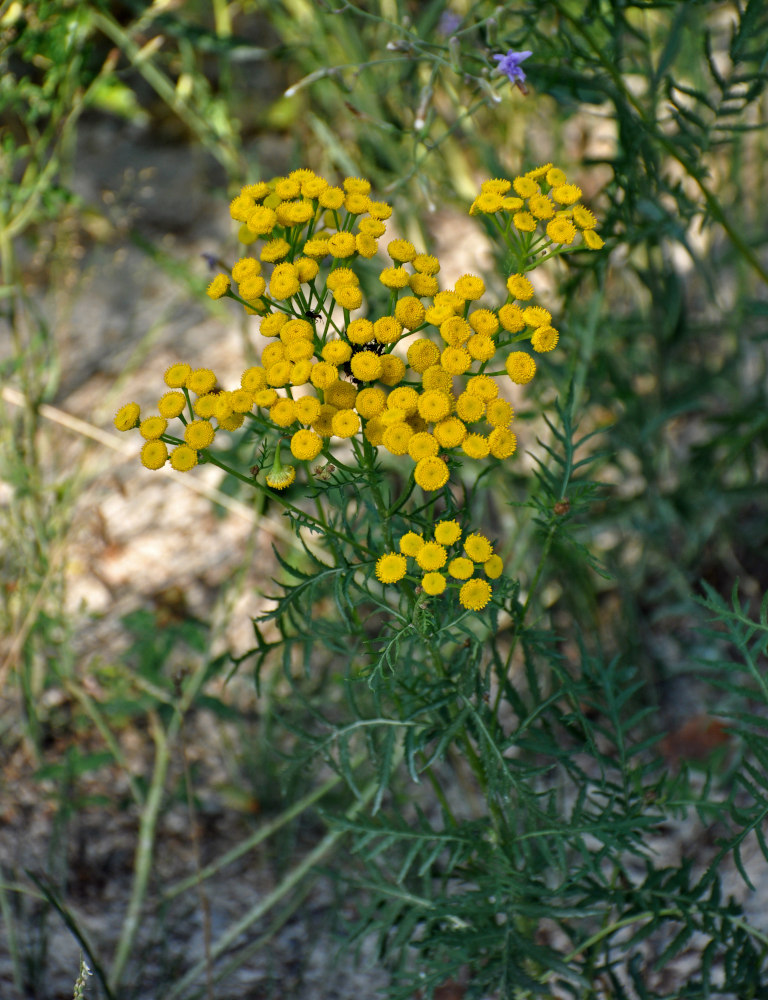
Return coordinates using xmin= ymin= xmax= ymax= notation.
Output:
xmin=114 ymin=165 xmax=601 ymax=487
xmin=377 ymin=520 xmax=503 ymax=612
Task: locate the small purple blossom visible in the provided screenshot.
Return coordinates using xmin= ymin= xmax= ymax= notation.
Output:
xmin=438 ymin=11 xmax=462 ymax=36
xmin=493 ymin=49 xmax=532 ymax=85
xmin=201 ymin=252 xmax=219 ymax=272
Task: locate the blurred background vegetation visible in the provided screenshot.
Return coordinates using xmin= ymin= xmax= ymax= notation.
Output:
xmin=1 ymin=0 xmax=767 ymax=996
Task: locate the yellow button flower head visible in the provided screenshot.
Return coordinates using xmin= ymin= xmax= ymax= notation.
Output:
xmin=545 ymin=166 xmax=566 ymax=186
xmin=285 ymin=341 xmax=314 ymax=364
xmin=310 ymin=361 xmax=338 ymax=390
xmin=434 ymin=520 xmax=462 ymax=546
xmin=380 ymin=355 xmax=406 ymax=386
xmin=440 ymin=317 xmax=472 ymax=346
xmin=269 ymin=263 xmax=300 ymax=300
xmin=572 ymin=205 xmax=597 ymax=230
xmin=416 ymin=542 xmax=447 ymax=571
xmin=506 ymin=273 xmax=535 ymax=301
xmin=448 ymin=557 xmax=474 ymax=580
xmin=261 ymin=238 xmax=291 ymax=263
xmin=468 ymin=309 xmax=499 ymax=337
xmin=358 ymin=217 xmax=386 ymax=237
xmin=317 ymin=186 xmax=344 ymax=210
xmin=343 ymin=176 xmax=371 ymax=195
xmin=481 ymin=178 xmax=512 ymax=195
xmin=473 ymin=192 xmax=505 ymax=214
xmin=261 ymin=313 xmax=288 ymax=337
xmin=388 ymin=387 xmax=419 ymax=414
xmin=425 ymin=303 xmax=456 ymax=327
xmin=355 ymin=387 xmax=387 ymax=419
xmin=114 ymin=402 xmax=140 ymax=431
xmin=523 ymin=305 xmax=552 ymax=328
xmin=394 ymin=296 xmax=426 ymax=330
xmin=312 ymin=403 xmax=337 ymax=437
xmin=379 ymin=267 xmax=410 ymax=290
xmin=294 ymin=396 xmax=322 ymax=424
xmin=498 ymin=303 xmax=526 ymax=333
xmin=421 ymin=365 xmax=453 ymax=393
xmin=434 ymin=417 xmax=466 ymax=449
xmin=230 ymin=192 xmax=255 ymax=222
xmin=421 ymin=572 xmax=446 ymax=596
xmin=387 ymin=239 xmax=417 ymax=263
xmin=254 ymin=388 xmax=278 ymax=408
xmin=269 ymin=399 xmax=295 ymax=428
xmin=465 ymin=375 xmax=498 ymax=401
xmin=513 ymin=175 xmax=539 ymax=199
xmin=531 ymin=326 xmax=559 ymax=352
xmin=164 ymin=363 xmax=191 ymax=388
xmin=355 ymin=233 xmax=378 ymax=258
xmin=501 ymin=196 xmax=524 ymax=212
xmin=374 ymin=317 xmax=403 ymax=345
xmin=546 ymin=217 xmax=577 ymax=245
xmin=220 ymin=413 xmax=245 ymax=431
xmin=399 ymin=531 xmax=424 ymax=557
xmin=363 ymin=416 xmax=385 ymax=445
xmin=207 ymin=274 xmax=230 ymax=300
xmin=344 ymin=192 xmax=369 ymax=215
xmin=325 ymin=381 xmax=358 ymax=409
xmin=464 ymin=533 xmax=493 ymax=562
xmin=231 ymin=388 xmax=255 ymax=412
xmin=274 ymin=177 xmax=301 ymax=200
xmin=412 ymin=254 xmax=440 ymax=275
xmin=280 ymin=200 xmax=315 ymax=226
xmin=239 ymin=275 xmax=267 ymax=300
xmin=417 ymin=390 xmax=451 ymax=423
xmin=583 ymin=230 xmax=605 ymax=250
xmin=367 ymin=200 xmax=392 ymax=220
xmin=462 ymin=434 xmax=490 ymax=460
xmin=295 ymin=257 xmax=320 ymax=282
xmin=267 ymin=362 xmax=292 ymax=387
xmin=350 ymin=351 xmax=383 ymax=382
xmin=505 ymin=352 xmax=537 ymax=384
xmin=332 ymin=409 xmax=360 ymax=438
xmin=407 ymin=431 xmax=439 ymax=461
xmin=528 ymin=193 xmax=555 ymax=219
xmin=328 ymin=232 xmax=357 ymax=258
xmin=140 ymin=416 xmax=167 ymax=440
xmin=441 ymin=346 xmax=471 ymax=375
xmin=186 ymin=368 xmax=217 ymax=395
xmin=484 ymin=554 xmax=504 ymax=579
xmin=467 ymin=335 xmax=496 ymax=362
xmin=407 ymin=339 xmax=440 ymax=373
xmin=347 ymin=318 xmax=374 ymax=345
xmin=454 ymin=274 xmax=485 ymax=301
xmin=322 ymin=341 xmax=353 ymax=365
xmin=290 ymin=428 xmax=323 ymax=461
xmin=184 ymin=420 xmax=215 ymax=450
xmin=551 ymin=183 xmax=582 ymax=205
xmin=459 ymin=578 xmax=492 ymax=611
xmin=414 ymin=455 xmax=449 ymax=491
xmin=382 ymin=422 xmax=412 ymax=455
xmin=513 ymin=211 xmax=536 ymax=232
xmin=486 ymin=399 xmax=514 ymax=428
xmin=409 ymin=273 xmax=439 ymax=297
xmin=335 ymin=285 xmax=364 ymax=310
xmin=246 ymin=205 xmax=277 ymax=235
xmin=170 ymin=444 xmax=198 ymax=472
xmin=375 ymin=552 xmax=407 ymax=584
xmin=456 ymin=391 xmax=485 ymax=423
xmin=233 ymin=255 xmax=261 ymax=283
xmin=291 ymin=361 xmax=313 ymax=385
xmin=140 ymin=440 xmax=168 ymax=470
xmin=303 ymin=237 xmax=331 ymax=257
xmin=158 ymin=391 xmax=187 ymax=418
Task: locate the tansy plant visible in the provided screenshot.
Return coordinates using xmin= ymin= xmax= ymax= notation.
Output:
xmin=111 ymin=171 xmax=768 ymax=996
xmin=114 ymin=164 xmax=602 ymax=615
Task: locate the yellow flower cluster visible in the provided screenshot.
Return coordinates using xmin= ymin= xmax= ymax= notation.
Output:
xmin=469 ymin=163 xmax=605 ymax=251
xmin=115 ymin=167 xmax=602 ymax=494
xmin=375 ymin=520 xmax=503 ymax=611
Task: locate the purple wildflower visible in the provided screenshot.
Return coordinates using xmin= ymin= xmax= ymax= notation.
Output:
xmin=438 ymin=11 xmax=462 ymax=36
xmin=493 ymin=50 xmax=532 ymax=85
